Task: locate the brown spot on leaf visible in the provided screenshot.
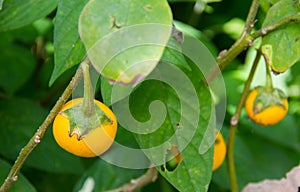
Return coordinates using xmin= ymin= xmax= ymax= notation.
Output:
xmin=110 ymin=15 xmax=124 ymax=29
xmin=295 ymin=37 xmax=299 ymax=42
xmin=144 ymin=5 xmax=152 ymax=10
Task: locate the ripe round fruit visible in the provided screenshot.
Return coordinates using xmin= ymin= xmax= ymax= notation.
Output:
xmin=245 ymin=89 xmax=288 ymax=126
xmin=213 ymin=132 xmax=226 ymax=171
xmin=53 ymin=98 xmax=117 ymax=157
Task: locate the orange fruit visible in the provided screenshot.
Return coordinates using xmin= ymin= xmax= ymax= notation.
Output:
xmin=213 ymin=132 xmax=226 ymax=171
xmin=52 ymin=98 xmax=117 ymax=157
xmin=245 ymin=88 xmax=288 ymax=126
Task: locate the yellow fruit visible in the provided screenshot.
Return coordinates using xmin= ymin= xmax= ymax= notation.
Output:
xmin=52 ymin=98 xmax=117 ymax=157
xmin=213 ymin=132 xmax=226 ymax=171
xmin=245 ymin=88 xmax=288 ymax=126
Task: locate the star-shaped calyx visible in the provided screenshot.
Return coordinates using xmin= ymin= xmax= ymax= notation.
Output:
xmin=61 ymin=101 xmax=113 ymax=140
xmin=253 ymin=86 xmax=287 ymax=114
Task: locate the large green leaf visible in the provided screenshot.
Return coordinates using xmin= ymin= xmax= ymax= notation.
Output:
xmin=261 ymin=0 xmax=300 ymax=73
xmin=0 ymin=98 xmax=85 ymax=174
xmin=79 ymin=0 xmax=173 ymax=85
xmin=50 ymin=0 xmax=88 ymax=85
xmin=73 ymin=159 xmax=144 ymax=191
xmin=0 ymin=0 xmax=58 ymax=32
xmin=0 ymin=159 xmax=36 ymax=192
xmin=0 ymin=41 xmax=35 ymax=95
xmin=130 ymin=59 xmax=214 ymax=192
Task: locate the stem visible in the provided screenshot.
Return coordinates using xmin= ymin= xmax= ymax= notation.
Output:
xmin=264 ymin=61 xmax=274 ymax=91
xmin=106 ymin=167 xmax=158 ymax=192
xmin=206 ymin=0 xmax=260 ymax=83
xmin=227 ymin=50 xmax=262 ymax=192
xmin=244 ymin=0 xmax=260 ymax=34
xmin=218 ymin=0 xmax=260 ymax=70
xmin=0 ymin=64 xmax=84 ymax=192
xmin=81 ymin=59 xmax=94 ymax=116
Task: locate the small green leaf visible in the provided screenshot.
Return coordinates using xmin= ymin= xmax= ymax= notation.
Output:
xmin=0 ymin=41 xmax=35 ymax=95
xmin=0 ymin=159 xmax=36 ymax=192
xmin=0 ymin=98 xmax=85 ymax=174
xmin=79 ymin=0 xmax=173 ymax=85
xmin=73 ymin=159 xmax=144 ymax=191
xmin=262 ymin=0 xmax=300 ymax=73
xmin=50 ymin=0 xmax=89 ymax=85
xmin=0 ymin=0 xmax=58 ymax=32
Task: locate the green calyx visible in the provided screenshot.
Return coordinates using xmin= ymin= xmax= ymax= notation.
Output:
xmin=253 ymin=86 xmax=287 ymax=114
xmin=61 ymin=101 xmax=113 ymax=140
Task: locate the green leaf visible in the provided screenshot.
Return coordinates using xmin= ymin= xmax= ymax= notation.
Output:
xmin=0 ymin=0 xmax=58 ymax=32
xmin=0 ymin=159 xmax=36 ymax=192
xmin=50 ymin=0 xmax=88 ymax=85
xmin=0 ymin=41 xmax=35 ymax=94
xmin=79 ymin=0 xmax=173 ymax=85
xmin=73 ymin=159 xmax=144 ymax=191
xmin=108 ymin=59 xmax=215 ymax=191
xmin=0 ymin=98 xmax=85 ymax=174
xmin=262 ymin=0 xmax=300 ymax=73
xmin=130 ymin=60 xmax=214 ymax=192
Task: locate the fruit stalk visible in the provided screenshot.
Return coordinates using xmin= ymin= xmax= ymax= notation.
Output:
xmin=264 ymin=58 xmax=274 ymax=92
xmin=227 ymin=50 xmax=261 ymax=192
xmin=81 ymin=60 xmax=95 ymax=116
xmin=0 ymin=62 xmax=84 ymax=192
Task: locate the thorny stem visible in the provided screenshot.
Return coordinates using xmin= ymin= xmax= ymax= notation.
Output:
xmin=206 ymin=0 xmax=260 ymax=83
xmin=0 ymin=63 xmax=84 ymax=192
xmin=106 ymin=167 xmax=158 ymax=192
xmin=218 ymin=0 xmax=260 ymax=70
xmin=244 ymin=0 xmax=260 ymax=34
xmin=227 ymin=50 xmax=262 ymax=192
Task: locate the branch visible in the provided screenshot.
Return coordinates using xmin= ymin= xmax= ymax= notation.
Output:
xmin=226 ymin=50 xmax=262 ymax=192
xmin=252 ymin=13 xmax=300 ymax=39
xmin=0 ymin=63 xmax=84 ymax=192
xmin=106 ymin=167 xmax=158 ymax=192
xmin=206 ymin=12 xmax=300 ymax=84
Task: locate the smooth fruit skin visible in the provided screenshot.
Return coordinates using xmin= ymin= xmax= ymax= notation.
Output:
xmin=213 ymin=132 xmax=226 ymax=171
xmin=245 ymin=89 xmax=288 ymax=126
xmin=53 ymin=98 xmax=117 ymax=157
